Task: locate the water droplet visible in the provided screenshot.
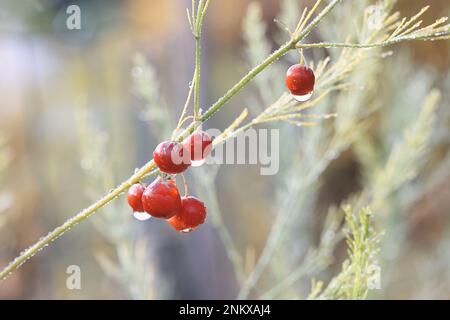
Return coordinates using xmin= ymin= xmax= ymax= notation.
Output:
xmin=180 ymin=228 xmax=193 ymax=233
xmin=292 ymin=92 xmax=313 ymax=102
xmin=191 ymin=158 xmax=206 ymax=167
xmin=133 ymin=212 xmax=151 ymax=221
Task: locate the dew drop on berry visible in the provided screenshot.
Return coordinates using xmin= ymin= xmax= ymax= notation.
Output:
xmin=191 ymin=158 xmax=206 ymax=167
xmin=180 ymin=228 xmax=194 ymax=233
xmin=133 ymin=211 xmax=152 ymax=221
xmin=292 ymin=92 xmax=313 ymax=102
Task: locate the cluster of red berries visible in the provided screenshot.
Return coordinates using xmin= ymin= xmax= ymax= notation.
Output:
xmin=127 ymin=130 xmax=213 ymax=232
xmin=126 ymin=62 xmax=313 ymax=232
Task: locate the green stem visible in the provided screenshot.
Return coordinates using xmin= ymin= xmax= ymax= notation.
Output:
xmin=0 ymin=161 xmax=157 ymax=280
xmin=192 ymin=0 xmax=209 ymax=121
xmin=296 ymin=32 xmax=450 ymax=49
xmin=193 ymin=35 xmax=201 ymax=120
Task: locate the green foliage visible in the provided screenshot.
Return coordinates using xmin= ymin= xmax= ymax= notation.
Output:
xmin=370 ymin=91 xmax=440 ymax=212
xmin=311 ymin=206 xmax=382 ymax=300
xmin=132 ymin=53 xmax=172 ymax=138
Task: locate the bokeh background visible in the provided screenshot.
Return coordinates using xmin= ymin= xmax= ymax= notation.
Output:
xmin=0 ymin=0 xmax=449 ymax=299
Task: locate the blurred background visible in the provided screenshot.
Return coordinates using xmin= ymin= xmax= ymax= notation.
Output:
xmin=0 ymin=0 xmax=449 ymax=299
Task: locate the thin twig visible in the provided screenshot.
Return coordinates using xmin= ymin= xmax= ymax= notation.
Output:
xmin=0 ymin=161 xmax=157 ymax=280
xmin=296 ymin=32 xmax=450 ymax=49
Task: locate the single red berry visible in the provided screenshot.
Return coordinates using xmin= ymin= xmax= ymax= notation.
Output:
xmin=285 ymin=64 xmax=315 ymax=96
xmin=183 ymin=130 xmax=213 ymax=161
xmin=127 ymin=183 xmax=146 ymax=212
xmin=142 ymin=177 xmax=181 ymax=219
xmin=153 ymin=141 xmax=191 ymax=174
xmin=168 ymin=196 xmax=207 ymax=232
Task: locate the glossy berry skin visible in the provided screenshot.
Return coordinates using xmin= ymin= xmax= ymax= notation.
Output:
xmin=168 ymin=196 xmax=207 ymax=232
xmin=153 ymin=141 xmax=191 ymax=174
xmin=142 ymin=177 xmax=181 ymax=219
xmin=285 ymin=64 xmax=315 ymax=96
xmin=183 ymin=130 xmax=213 ymax=161
xmin=127 ymin=183 xmax=146 ymax=212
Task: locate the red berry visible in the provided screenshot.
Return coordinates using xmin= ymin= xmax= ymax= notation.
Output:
xmin=168 ymin=196 xmax=207 ymax=232
xmin=142 ymin=177 xmax=181 ymax=219
xmin=127 ymin=183 xmax=146 ymax=212
xmin=285 ymin=64 xmax=315 ymax=96
xmin=153 ymin=141 xmax=191 ymax=174
xmin=183 ymin=130 xmax=213 ymax=161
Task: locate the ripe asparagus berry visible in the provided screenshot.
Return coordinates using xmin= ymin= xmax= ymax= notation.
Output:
xmin=285 ymin=64 xmax=315 ymax=96
xmin=142 ymin=177 xmax=181 ymax=219
xmin=153 ymin=141 xmax=191 ymax=174
xmin=127 ymin=183 xmax=146 ymax=212
xmin=168 ymin=196 xmax=207 ymax=232
xmin=183 ymin=130 xmax=213 ymax=161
